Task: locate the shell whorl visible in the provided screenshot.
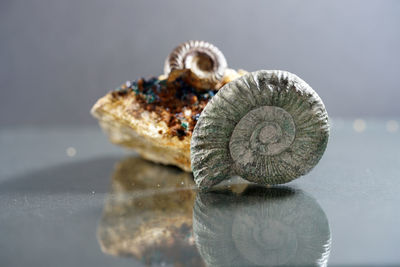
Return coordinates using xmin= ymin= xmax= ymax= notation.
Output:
xmin=190 ymin=70 xmax=329 ymax=189
xmin=193 ymin=187 xmax=331 ymax=266
xmin=164 ymin=40 xmax=227 ymax=89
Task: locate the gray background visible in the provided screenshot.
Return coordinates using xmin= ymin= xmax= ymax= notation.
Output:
xmin=1 ymin=0 xmax=399 ymax=126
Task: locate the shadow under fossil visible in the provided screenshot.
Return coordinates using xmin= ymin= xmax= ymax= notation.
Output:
xmin=97 ymin=156 xmax=331 ymax=267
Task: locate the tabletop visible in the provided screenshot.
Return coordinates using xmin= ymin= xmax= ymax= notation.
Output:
xmin=0 ymin=119 xmax=399 ymax=266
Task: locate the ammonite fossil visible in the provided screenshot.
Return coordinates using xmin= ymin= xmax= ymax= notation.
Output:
xmin=191 ymin=70 xmax=329 ymax=189
xmin=164 ymin=40 xmax=228 ymax=89
xmin=193 ymin=186 xmax=331 ymax=266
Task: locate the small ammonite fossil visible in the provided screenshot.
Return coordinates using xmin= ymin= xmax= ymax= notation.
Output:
xmin=164 ymin=40 xmax=228 ymax=89
xmin=190 ymin=70 xmax=329 ymax=190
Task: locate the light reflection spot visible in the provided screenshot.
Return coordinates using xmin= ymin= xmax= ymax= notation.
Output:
xmin=353 ymin=119 xmax=366 ymax=133
xmin=66 ymin=147 xmax=77 ymax=157
xmin=386 ymin=120 xmax=399 ymax=133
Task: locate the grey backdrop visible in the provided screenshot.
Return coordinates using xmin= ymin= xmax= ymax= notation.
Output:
xmin=1 ymin=0 xmax=399 ymax=126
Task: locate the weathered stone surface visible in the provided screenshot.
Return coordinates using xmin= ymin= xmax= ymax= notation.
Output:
xmin=90 ymin=69 xmax=246 ymax=172
xmin=91 ymin=93 xmax=193 ymax=171
xmin=191 ymin=70 xmax=329 ymax=189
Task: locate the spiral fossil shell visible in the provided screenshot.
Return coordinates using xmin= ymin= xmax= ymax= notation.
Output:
xmin=193 ymin=186 xmax=331 ymax=266
xmin=164 ymin=40 xmax=227 ymax=89
xmin=191 ymin=70 xmax=329 ymax=189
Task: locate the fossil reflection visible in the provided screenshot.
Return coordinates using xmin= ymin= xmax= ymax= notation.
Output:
xmin=193 ymin=186 xmax=331 ymax=267
xmin=97 ymin=157 xmax=204 ymax=266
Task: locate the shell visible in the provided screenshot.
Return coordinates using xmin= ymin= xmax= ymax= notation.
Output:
xmin=193 ymin=186 xmax=331 ymax=266
xmin=191 ymin=70 xmax=329 ymax=189
xmin=164 ymin=40 xmax=228 ymax=89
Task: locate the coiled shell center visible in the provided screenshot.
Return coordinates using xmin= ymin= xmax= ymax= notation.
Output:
xmin=229 ymin=106 xmax=296 ymax=166
xmin=184 ymin=51 xmax=215 ymax=77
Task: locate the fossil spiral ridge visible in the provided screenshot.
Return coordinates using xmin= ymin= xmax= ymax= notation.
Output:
xmin=190 ymin=70 xmax=329 ymax=189
xmin=164 ymin=40 xmax=227 ymax=88
xmin=193 ymin=186 xmax=331 ymax=266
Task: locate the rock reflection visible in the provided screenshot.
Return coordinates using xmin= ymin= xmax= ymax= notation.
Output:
xmin=97 ymin=156 xmax=204 ymax=266
xmin=193 ymin=186 xmax=331 ymax=267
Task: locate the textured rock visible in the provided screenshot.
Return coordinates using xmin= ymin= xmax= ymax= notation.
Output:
xmin=91 ymin=93 xmax=192 ymax=171
xmin=193 ymin=186 xmax=331 ymax=266
xmin=91 ymin=70 xmax=247 ymax=172
xmin=191 ymin=70 xmax=329 ymax=189
xmin=91 ymin=40 xmax=249 ymax=172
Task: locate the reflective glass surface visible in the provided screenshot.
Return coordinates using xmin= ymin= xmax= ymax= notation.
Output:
xmin=0 ymin=119 xmax=399 ymax=266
